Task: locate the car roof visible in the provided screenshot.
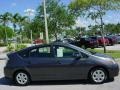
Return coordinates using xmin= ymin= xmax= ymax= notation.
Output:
xmin=18 ymin=42 xmax=92 ymax=56
xmin=19 ymin=42 xmax=71 ymax=52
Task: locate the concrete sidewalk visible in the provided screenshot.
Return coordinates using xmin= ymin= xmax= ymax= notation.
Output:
xmin=0 ymin=47 xmax=7 ymax=60
xmin=0 ymin=47 xmax=6 ymax=53
xmin=0 ymin=53 xmax=7 ymax=60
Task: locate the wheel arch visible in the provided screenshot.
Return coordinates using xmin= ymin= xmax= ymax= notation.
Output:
xmin=13 ymin=69 xmax=31 ymax=80
xmin=87 ymin=66 xmax=109 ymax=79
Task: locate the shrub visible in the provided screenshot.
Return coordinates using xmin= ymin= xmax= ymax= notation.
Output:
xmin=15 ymin=44 xmax=27 ymax=51
xmin=7 ymin=44 xmax=14 ymax=52
xmin=7 ymin=44 xmax=27 ymax=52
xmin=22 ymin=39 xmax=31 ymax=43
xmin=0 ymin=43 xmax=7 ymax=47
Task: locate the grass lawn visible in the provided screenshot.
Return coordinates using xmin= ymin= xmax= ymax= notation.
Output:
xmin=87 ymin=49 xmax=120 ymax=59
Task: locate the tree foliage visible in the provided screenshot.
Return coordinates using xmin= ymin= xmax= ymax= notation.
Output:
xmin=105 ymin=23 xmax=120 ymax=34
xmin=0 ymin=25 xmax=14 ymax=40
xmin=31 ymin=0 xmax=76 ymax=40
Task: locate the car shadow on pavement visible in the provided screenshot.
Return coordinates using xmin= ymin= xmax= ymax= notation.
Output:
xmin=0 ymin=77 xmax=114 ymax=86
xmin=0 ymin=77 xmax=13 ymax=86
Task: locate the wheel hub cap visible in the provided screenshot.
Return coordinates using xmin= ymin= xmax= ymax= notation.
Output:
xmin=92 ymin=70 xmax=105 ymax=83
xmin=16 ymin=73 xmax=28 ymax=85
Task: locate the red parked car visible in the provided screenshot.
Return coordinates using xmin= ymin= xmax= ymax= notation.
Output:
xmin=74 ymin=37 xmax=99 ymax=49
xmin=90 ymin=36 xmax=109 ymax=46
xmin=105 ymin=36 xmax=117 ymax=46
xmin=33 ymin=39 xmax=44 ymax=44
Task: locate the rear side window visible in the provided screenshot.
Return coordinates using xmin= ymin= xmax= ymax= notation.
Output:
xmin=39 ymin=47 xmax=50 ymax=53
xmin=29 ymin=46 xmax=52 ymax=57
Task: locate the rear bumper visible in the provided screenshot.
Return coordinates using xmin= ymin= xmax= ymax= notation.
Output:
xmin=108 ymin=63 xmax=119 ymax=78
xmin=4 ymin=67 xmax=13 ymax=79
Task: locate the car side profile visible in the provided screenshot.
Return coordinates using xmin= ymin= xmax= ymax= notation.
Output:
xmin=4 ymin=42 xmax=119 ymax=86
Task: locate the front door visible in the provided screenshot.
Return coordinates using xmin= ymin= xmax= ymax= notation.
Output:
xmin=52 ymin=45 xmax=86 ymax=80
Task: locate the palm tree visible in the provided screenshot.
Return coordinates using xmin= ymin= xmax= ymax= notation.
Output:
xmin=18 ymin=15 xmax=28 ymax=43
xmin=0 ymin=12 xmax=12 ymax=44
xmin=12 ymin=13 xmax=20 ymax=33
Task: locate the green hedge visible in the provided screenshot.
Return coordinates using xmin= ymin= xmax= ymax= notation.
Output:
xmin=0 ymin=43 xmax=7 ymax=47
xmin=7 ymin=44 xmax=27 ymax=52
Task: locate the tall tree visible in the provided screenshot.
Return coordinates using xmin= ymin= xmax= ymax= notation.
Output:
xmin=34 ymin=0 xmax=76 ymax=40
xmin=17 ymin=15 xmax=28 ymax=43
xmin=12 ymin=13 xmax=20 ymax=33
xmin=0 ymin=25 xmax=14 ymax=42
xmin=69 ymin=0 xmax=120 ymax=53
xmin=0 ymin=12 xmax=12 ymax=44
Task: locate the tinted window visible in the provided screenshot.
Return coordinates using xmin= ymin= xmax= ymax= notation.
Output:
xmin=29 ymin=46 xmax=52 ymax=57
xmin=38 ymin=47 xmax=50 ymax=53
xmin=54 ymin=46 xmax=78 ymax=58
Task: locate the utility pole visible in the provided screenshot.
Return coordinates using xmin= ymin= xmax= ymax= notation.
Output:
xmin=24 ymin=9 xmax=34 ymax=45
xmin=43 ymin=0 xmax=49 ymax=44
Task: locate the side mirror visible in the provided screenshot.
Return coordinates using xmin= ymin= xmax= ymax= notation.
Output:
xmin=73 ymin=52 xmax=82 ymax=59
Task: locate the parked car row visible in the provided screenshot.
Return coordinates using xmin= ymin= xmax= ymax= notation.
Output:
xmin=116 ymin=35 xmax=120 ymax=44
xmin=62 ymin=35 xmax=119 ymax=49
xmin=33 ymin=35 xmax=120 ymax=49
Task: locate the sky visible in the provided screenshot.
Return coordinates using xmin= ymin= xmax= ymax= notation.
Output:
xmin=0 ymin=0 xmax=120 ymax=28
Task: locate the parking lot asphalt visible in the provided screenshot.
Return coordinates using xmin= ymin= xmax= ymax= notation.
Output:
xmin=0 ymin=60 xmax=120 ymax=90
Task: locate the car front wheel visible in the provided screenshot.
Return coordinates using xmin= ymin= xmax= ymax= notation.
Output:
xmin=14 ymin=71 xmax=30 ymax=86
xmin=90 ymin=68 xmax=107 ymax=84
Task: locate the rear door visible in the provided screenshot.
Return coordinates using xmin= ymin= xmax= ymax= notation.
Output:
xmin=25 ymin=45 xmax=58 ymax=80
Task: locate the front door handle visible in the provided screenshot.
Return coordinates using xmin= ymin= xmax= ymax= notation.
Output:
xmin=28 ymin=61 xmax=31 ymax=64
xmin=56 ymin=61 xmax=61 ymax=64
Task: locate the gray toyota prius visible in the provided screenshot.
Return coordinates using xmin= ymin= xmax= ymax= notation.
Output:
xmin=4 ymin=42 xmax=119 ymax=86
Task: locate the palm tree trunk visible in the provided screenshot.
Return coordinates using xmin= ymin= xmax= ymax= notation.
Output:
xmin=20 ymin=26 xmax=22 ymax=43
xmin=5 ymin=27 xmax=8 ymax=44
xmin=3 ymin=23 xmax=8 ymax=45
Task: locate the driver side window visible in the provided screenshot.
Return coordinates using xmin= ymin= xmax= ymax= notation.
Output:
xmin=54 ymin=46 xmax=79 ymax=58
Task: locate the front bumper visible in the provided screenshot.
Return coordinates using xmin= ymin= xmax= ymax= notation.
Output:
xmin=108 ymin=63 xmax=119 ymax=78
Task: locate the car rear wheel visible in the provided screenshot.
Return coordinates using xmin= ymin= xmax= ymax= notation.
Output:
xmin=14 ymin=71 xmax=30 ymax=86
xmin=89 ymin=68 xmax=107 ymax=84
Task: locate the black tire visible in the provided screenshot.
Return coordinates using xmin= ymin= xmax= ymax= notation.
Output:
xmin=14 ymin=71 xmax=30 ymax=86
xmin=89 ymin=68 xmax=108 ymax=84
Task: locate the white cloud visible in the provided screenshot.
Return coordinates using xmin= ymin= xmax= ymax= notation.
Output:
xmin=24 ymin=8 xmax=35 ymax=16
xmin=11 ymin=2 xmax=16 ymax=7
xmin=75 ymin=17 xmax=91 ymax=27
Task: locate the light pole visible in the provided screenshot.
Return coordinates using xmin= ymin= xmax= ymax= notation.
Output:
xmin=43 ymin=0 xmax=49 ymax=44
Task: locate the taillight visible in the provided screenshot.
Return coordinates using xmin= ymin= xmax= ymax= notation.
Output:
xmin=6 ymin=56 xmax=9 ymax=61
